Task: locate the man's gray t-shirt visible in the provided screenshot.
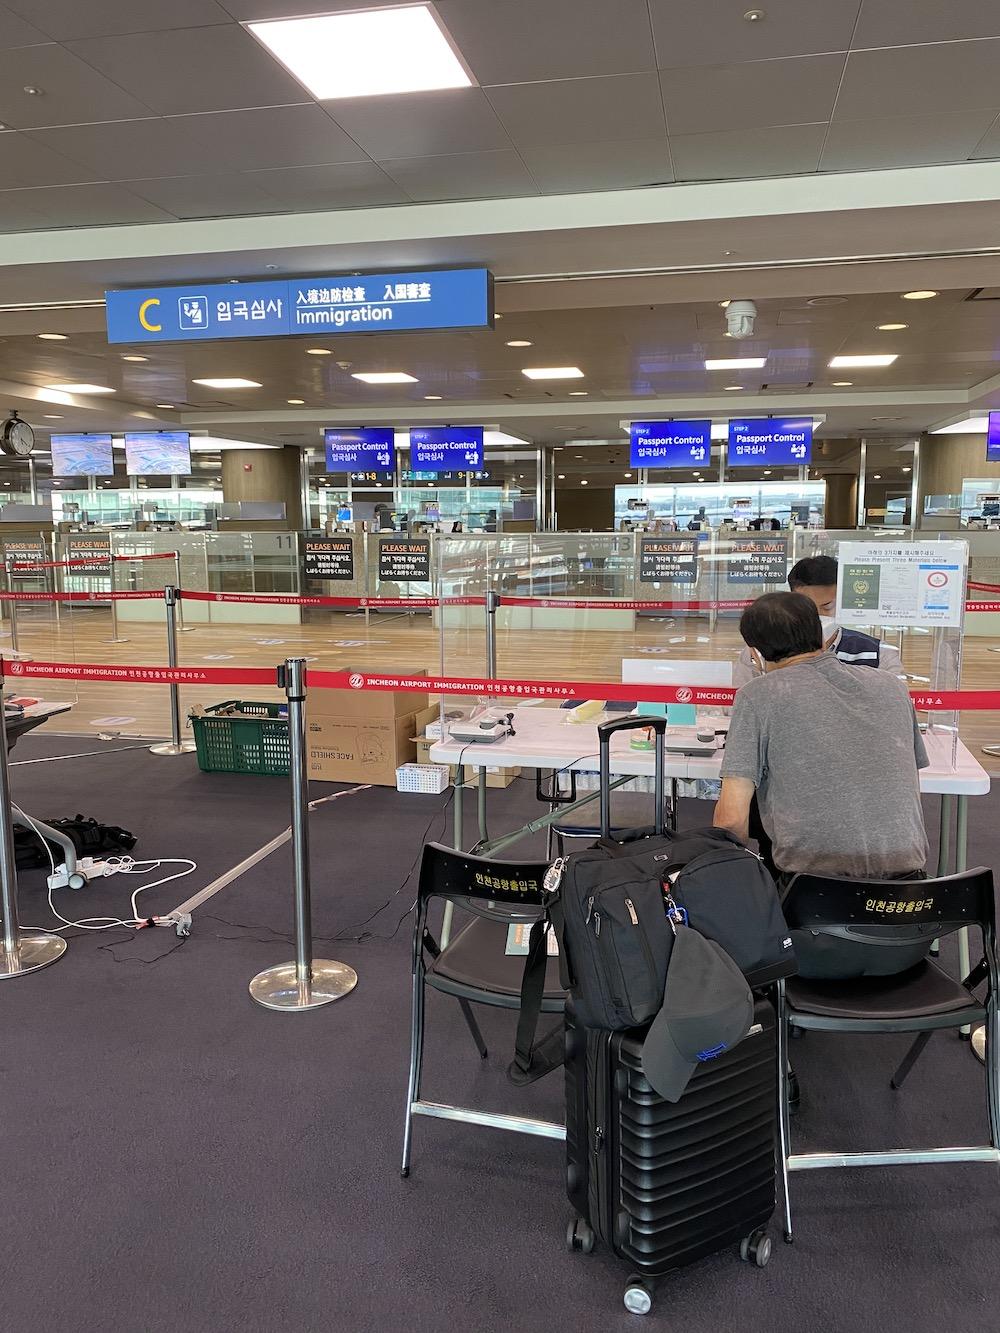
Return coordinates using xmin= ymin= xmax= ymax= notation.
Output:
xmin=720 ymin=653 xmax=929 ymax=877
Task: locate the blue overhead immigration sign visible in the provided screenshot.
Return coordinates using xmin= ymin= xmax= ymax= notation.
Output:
xmin=727 ymin=418 xmax=813 ymax=467
xmin=324 ymin=428 xmax=395 ymax=473
xmin=409 ymin=427 xmax=484 ymax=472
xmin=105 ymin=268 xmax=494 ymax=344
xmin=987 ymin=411 xmax=1000 ymax=462
xmin=629 ymin=420 xmax=711 ymax=468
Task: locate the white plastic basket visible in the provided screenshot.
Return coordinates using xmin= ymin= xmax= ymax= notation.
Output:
xmin=395 ymin=763 xmax=450 ymax=794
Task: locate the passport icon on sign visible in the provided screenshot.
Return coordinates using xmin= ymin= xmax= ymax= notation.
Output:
xmin=178 ymin=296 xmax=208 ymax=330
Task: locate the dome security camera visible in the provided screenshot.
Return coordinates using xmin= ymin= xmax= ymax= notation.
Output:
xmin=725 ymin=299 xmax=757 ymax=339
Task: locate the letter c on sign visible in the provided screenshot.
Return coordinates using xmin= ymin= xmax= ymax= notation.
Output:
xmin=138 ymin=297 xmax=161 ymax=332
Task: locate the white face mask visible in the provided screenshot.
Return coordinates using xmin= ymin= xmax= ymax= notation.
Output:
xmin=819 ymin=615 xmax=839 ymax=643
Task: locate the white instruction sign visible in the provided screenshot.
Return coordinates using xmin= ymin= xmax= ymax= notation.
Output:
xmin=836 ymin=540 xmax=967 ymax=629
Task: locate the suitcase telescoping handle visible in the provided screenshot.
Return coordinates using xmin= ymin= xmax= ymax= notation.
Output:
xmin=596 ymin=715 xmax=667 ymax=839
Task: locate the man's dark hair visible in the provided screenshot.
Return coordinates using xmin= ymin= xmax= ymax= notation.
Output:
xmin=740 ymin=592 xmax=823 ymax=664
xmin=788 ymin=554 xmax=838 ymax=590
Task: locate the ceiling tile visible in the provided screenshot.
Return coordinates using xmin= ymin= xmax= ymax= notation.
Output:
xmin=661 ymin=54 xmax=844 ymax=134
xmin=6 ymin=181 xmax=173 ymax=225
xmin=670 ymin=123 xmax=827 ymax=181
xmin=126 ymin=172 xmax=289 ymax=219
xmin=67 ymin=24 xmax=305 ymax=115
xmin=649 ymin=0 xmax=859 ymax=65
xmin=27 ymin=117 xmax=221 ymax=179
xmin=854 ymin=0 xmax=1000 ymax=47
xmin=836 ymin=41 xmax=1000 ymax=119
xmin=821 ymin=110 xmax=999 ymax=170
xmin=0 ymin=185 xmax=55 ymax=229
xmin=175 ymin=105 xmax=367 ymax=172
xmin=245 ymin=162 xmax=408 ymax=210
xmin=216 ymin=0 xmax=369 ymax=16
xmin=518 ymin=139 xmax=672 ymax=193
xmin=970 ymin=114 xmax=1000 ymax=160
xmin=329 ymin=88 xmax=510 ymax=161
xmin=435 ymin=0 xmax=657 ymax=83
xmin=486 ymin=73 xmax=665 ymax=149
xmin=380 ymin=149 xmax=538 ymax=202
xmin=0 ymin=128 xmax=99 ymax=185
xmin=5 ymin=0 xmax=234 ymax=40
xmin=0 ymin=42 xmax=152 ymax=128
xmin=0 ymin=3 xmax=48 ymax=47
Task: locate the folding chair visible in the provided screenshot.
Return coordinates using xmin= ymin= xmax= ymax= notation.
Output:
xmin=400 ymin=843 xmax=567 ymax=1177
xmin=775 ymin=867 xmax=1000 ymax=1243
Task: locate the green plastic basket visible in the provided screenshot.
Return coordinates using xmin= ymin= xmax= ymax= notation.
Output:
xmin=191 ymin=700 xmax=290 ymax=775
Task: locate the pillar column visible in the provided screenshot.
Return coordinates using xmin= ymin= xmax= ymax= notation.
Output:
xmin=221 ymin=446 xmax=302 ymax=528
xmin=824 ymin=473 xmax=858 ymax=529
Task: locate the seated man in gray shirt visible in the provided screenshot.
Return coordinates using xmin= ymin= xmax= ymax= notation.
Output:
xmin=714 ymin=591 xmax=930 ymax=979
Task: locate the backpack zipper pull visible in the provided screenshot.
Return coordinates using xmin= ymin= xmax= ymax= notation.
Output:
xmin=624 ymin=897 xmax=639 ymax=926
xmin=584 ymin=894 xmax=595 ymax=924
xmin=593 ymin=910 xmax=601 ymax=937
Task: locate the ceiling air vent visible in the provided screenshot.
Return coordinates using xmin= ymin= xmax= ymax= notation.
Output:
xmin=964 ymin=288 xmax=1000 ymax=301
xmin=760 ymin=381 xmax=814 ymax=391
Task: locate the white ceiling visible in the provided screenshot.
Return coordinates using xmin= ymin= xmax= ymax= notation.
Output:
xmin=0 ymin=0 xmax=999 ymax=229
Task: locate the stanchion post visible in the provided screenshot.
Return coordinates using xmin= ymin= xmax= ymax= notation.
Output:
xmin=174 ymin=552 xmax=193 ymax=631
xmin=107 ymin=556 xmax=128 ymax=644
xmin=485 ymin=585 xmax=499 ymax=680
xmin=0 ymin=662 xmax=66 ymax=977
xmin=5 ymin=559 xmax=20 ymax=657
xmin=149 ymin=585 xmax=196 ymax=757
xmin=249 ymin=657 xmax=359 ymax=1011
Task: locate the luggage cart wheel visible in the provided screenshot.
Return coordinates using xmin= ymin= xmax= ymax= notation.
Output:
xmin=740 ymin=1230 xmax=771 ymax=1267
xmin=623 ymin=1278 xmax=653 ymax=1315
xmin=68 ymin=873 xmax=87 ymax=891
xmin=566 ymin=1217 xmax=594 ymax=1254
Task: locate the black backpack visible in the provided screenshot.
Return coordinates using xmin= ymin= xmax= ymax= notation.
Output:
xmin=13 ymin=815 xmax=137 ymax=871
xmin=512 ymin=826 xmax=796 ymax=1080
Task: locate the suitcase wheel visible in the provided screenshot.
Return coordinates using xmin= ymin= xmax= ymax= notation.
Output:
xmin=740 ymin=1229 xmax=772 ymax=1268
xmin=623 ymin=1277 xmax=654 ymax=1316
xmin=566 ymin=1217 xmax=595 ymax=1255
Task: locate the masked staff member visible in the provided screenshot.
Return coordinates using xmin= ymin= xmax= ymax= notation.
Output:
xmin=715 ymin=592 xmax=930 ymax=980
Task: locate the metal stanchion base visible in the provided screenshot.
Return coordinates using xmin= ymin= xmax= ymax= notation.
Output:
xmin=0 ymin=930 xmax=66 ymax=978
xmin=982 ymin=745 xmax=1000 ymax=758
xmin=2 ymin=651 xmax=32 ymax=661
xmin=149 ymin=740 xmax=197 ymax=756
xmin=107 ymin=636 xmax=130 ymax=644
xmin=249 ymin=959 xmax=358 ymax=1011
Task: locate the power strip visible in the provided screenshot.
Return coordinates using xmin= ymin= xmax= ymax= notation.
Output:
xmin=47 ymin=857 xmax=122 ymax=891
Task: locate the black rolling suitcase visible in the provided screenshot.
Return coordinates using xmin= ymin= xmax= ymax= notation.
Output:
xmin=561 ymin=715 xmax=779 ymax=1315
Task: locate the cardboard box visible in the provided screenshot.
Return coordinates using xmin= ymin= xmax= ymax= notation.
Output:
xmin=308 ymin=712 xmax=417 ymax=786
xmin=312 ymin=666 xmax=428 ymax=720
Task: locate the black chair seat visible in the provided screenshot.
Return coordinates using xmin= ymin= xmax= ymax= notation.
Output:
xmin=786 ymin=958 xmax=984 ymax=1024
xmin=427 ymin=915 xmax=565 ymax=1011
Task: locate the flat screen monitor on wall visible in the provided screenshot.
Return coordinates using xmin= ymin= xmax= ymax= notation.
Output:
xmin=124 ymin=430 xmax=192 ymax=477
xmin=50 ymin=433 xmax=115 ymax=477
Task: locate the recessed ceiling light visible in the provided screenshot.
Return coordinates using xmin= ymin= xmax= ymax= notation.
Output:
xmin=705 ymin=357 xmax=766 ymax=370
xmin=557 ymin=474 xmax=566 ymax=479
xmin=873 ymin=474 xmax=882 ymax=480
xmin=693 ymin=471 xmax=701 ymax=476
xmin=568 ymin=390 xmax=588 ymax=396
xmin=624 ymin=472 xmax=633 ymax=478
xmin=877 ymin=323 xmax=908 ymax=331
xmin=424 ymin=394 xmax=443 ymax=400
xmin=718 ymin=300 xmax=731 ymax=309
xmin=580 ymin=479 xmax=588 ymax=485
xmin=352 ymin=371 xmax=418 ymax=384
xmin=902 ymin=466 xmax=911 ymax=472
xmin=155 ymin=402 xmax=175 ymax=409
xmin=287 ymin=398 xmax=305 ymax=405
xmin=37 ymin=332 xmax=67 ymax=341
xmin=522 ymin=367 xmax=584 ymax=381
xmin=902 ymin=290 xmax=937 ymax=300
xmin=192 ymin=377 xmax=262 ymax=388
xmin=724 ymin=385 xmax=743 ymax=391
xmin=47 ymin=383 xmax=115 ymax=394
xmin=306 ymin=347 xmax=331 ymax=356
xmin=506 ymin=339 xmax=532 ymax=348
xmin=763 ymin=469 xmax=772 ymax=476
xmin=43 ymin=414 xmax=62 ymax=419
xmin=831 ymin=381 xmax=853 ymax=387
xmin=828 ymin=354 xmax=897 ymax=368
xmin=807 ymin=296 xmax=848 ymax=307
xmin=121 ymin=354 xmax=148 ymax=362
xmin=247 ymin=5 xmax=473 ymax=100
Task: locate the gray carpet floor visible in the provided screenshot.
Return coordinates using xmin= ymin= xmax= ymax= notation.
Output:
xmin=1 ymin=731 xmax=997 ymax=1333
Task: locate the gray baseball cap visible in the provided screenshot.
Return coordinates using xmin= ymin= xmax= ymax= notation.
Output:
xmin=641 ymin=924 xmax=754 ymax=1103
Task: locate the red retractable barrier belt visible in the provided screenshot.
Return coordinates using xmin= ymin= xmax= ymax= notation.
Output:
xmin=179 ymin=589 xmax=480 ymax=608
xmin=498 ymin=596 xmax=752 ymax=611
xmin=967 ymin=600 xmax=1000 ymax=612
xmin=6 ymin=657 xmax=1000 ymax=708
xmin=0 ymin=589 xmax=163 ymax=602
xmin=3 ymin=659 xmax=274 ymax=686
xmin=114 ymin=552 xmax=176 ymax=561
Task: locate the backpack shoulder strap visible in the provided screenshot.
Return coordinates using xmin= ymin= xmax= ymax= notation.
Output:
xmin=509 ymin=913 xmax=566 ymax=1084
